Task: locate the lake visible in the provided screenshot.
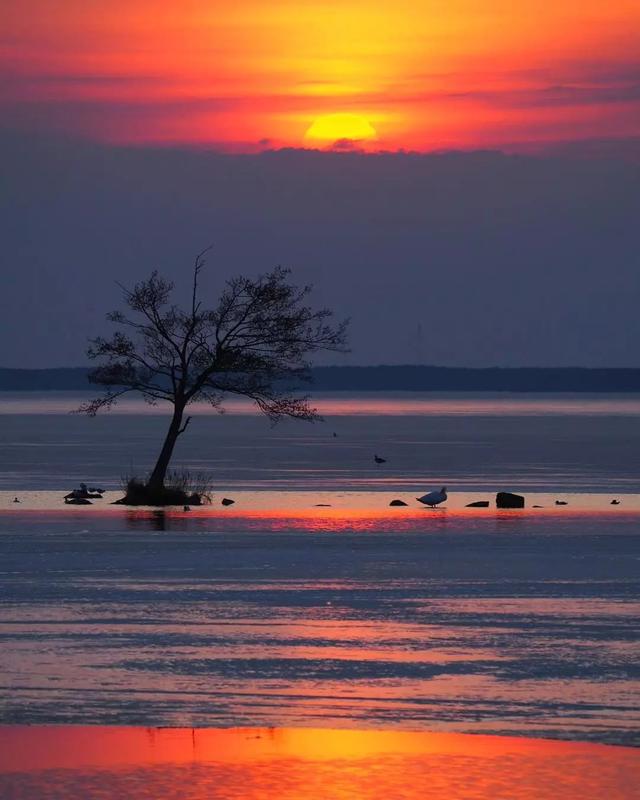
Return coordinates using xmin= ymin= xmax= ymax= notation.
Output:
xmin=2 ymin=391 xmax=640 ymax=494
xmin=0 ymin=392 xmax=638 ymax=797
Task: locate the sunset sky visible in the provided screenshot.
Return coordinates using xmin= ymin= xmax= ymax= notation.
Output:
xmin=1 ymin=2 xmax=639 ymax=369
xmin=2 ymin=0 xmax=639 ymax=151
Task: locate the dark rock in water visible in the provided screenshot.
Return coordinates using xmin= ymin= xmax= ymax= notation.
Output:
xmin=555 ymin=500 xmax=568 ymax=506
xmin=64 ymin=497 xmax=92 ymax=505
xmin=611 ymin=499 xmax=621 ymax=505
xmin=65 ymin=489 xmax=103 ymax=500
xmin=314 ymin=503 xmax=332 ymax=507
xmin=466 ymin=501 xmax=489 ymax=508
xmin=496 ymin=492 xmax=525 ymax=509
xmin=64 ymin=491 xmax=82 ymax=500
xmin=221 ymin=498 xmax=235 ymax=506
xmin=533 ymin=505 xmax=544 ymax=508
xmin=389 ymin=499 xmax=408 ymax=507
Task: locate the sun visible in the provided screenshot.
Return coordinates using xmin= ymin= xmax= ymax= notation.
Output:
xmin=304 ymin=113 xmax=378 ymax=149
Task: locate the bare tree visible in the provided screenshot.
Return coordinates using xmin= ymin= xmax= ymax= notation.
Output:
xmin=82 ymin=251 xmax=348 ymax=497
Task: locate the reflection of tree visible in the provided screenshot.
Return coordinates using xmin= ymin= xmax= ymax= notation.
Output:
xmin=125 ymin=509 xmax=167 ymax=531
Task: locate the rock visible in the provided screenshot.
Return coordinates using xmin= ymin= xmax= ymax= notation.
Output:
xmin=389 ymin=499 xmax=408 ymax=507
xmin=611 ymin=499 xmax=621 ymax=505
xmin=65 ymin=489 xmax=103 ymax=500
xmin=221 ymin=498 xmax=235 ymax=506
xmin=314 ymin=504 xmax=332 ymax=507
xmin=533 ymin=505 xmax=544 ymax=508
xmin=466 ymin=501 xmax=489 ymax=508
xmin=64 ymin=497 xmax=92 ymax=505
xmin=555 ymin=500 xmax=568 ymax=506
xmin=496 ymin=492 xmax=525 ymax=509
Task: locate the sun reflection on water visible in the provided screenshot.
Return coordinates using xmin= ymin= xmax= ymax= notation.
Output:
xmin=0 ymin=726 xmax=637 ymax=800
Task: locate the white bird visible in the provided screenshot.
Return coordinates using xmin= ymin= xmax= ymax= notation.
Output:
xmin=417 ymin=487 xmax=447 ymax=507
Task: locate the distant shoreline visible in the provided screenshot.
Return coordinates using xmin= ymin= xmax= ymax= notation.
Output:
xmin=3 ymin=365 xmax=640 ymax=393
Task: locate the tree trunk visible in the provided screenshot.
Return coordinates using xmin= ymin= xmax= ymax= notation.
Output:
xmin=147 ymin=402 xmax=185 ymax=490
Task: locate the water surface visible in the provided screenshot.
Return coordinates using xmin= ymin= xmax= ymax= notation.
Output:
xmin=0 ymin=726 xmax=638 ymax=800
xmin=0 ymin=392 xmax=639 ymax=751
xmin=1 ymin=509 xmax=638 ymax=743
xmin=2 ymin=392 xmax=640 ymax=493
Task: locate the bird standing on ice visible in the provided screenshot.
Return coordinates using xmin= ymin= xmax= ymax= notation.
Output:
xmin=417 ymin=487 xmax=448 ymax=507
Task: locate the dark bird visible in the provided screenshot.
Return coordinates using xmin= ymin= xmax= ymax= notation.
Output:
xmin=374 ymin=454 xmax=387 ymax=464
xmin=611 ymin=499 xmax=621 ymax=505
xmin=555 ymin=500 xmax=568 ymax=506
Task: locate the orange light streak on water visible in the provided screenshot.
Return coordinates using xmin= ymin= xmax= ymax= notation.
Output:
xmin=0 ymin=726 xmax=638 ymax=799
xmin=5 ymin=393 xmax=640 ymax=416
xmin=2 ymin=495 xmax=639 ymax=536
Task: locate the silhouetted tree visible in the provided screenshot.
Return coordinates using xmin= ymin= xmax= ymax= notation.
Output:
xmin=82 ymin=251 xmax=348 ymax=498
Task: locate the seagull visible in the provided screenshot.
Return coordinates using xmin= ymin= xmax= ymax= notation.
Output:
xmin=417 ymin=487 xmax=447 ymax=507
xmin=374 ymin=454 xmax=387 ymax=464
